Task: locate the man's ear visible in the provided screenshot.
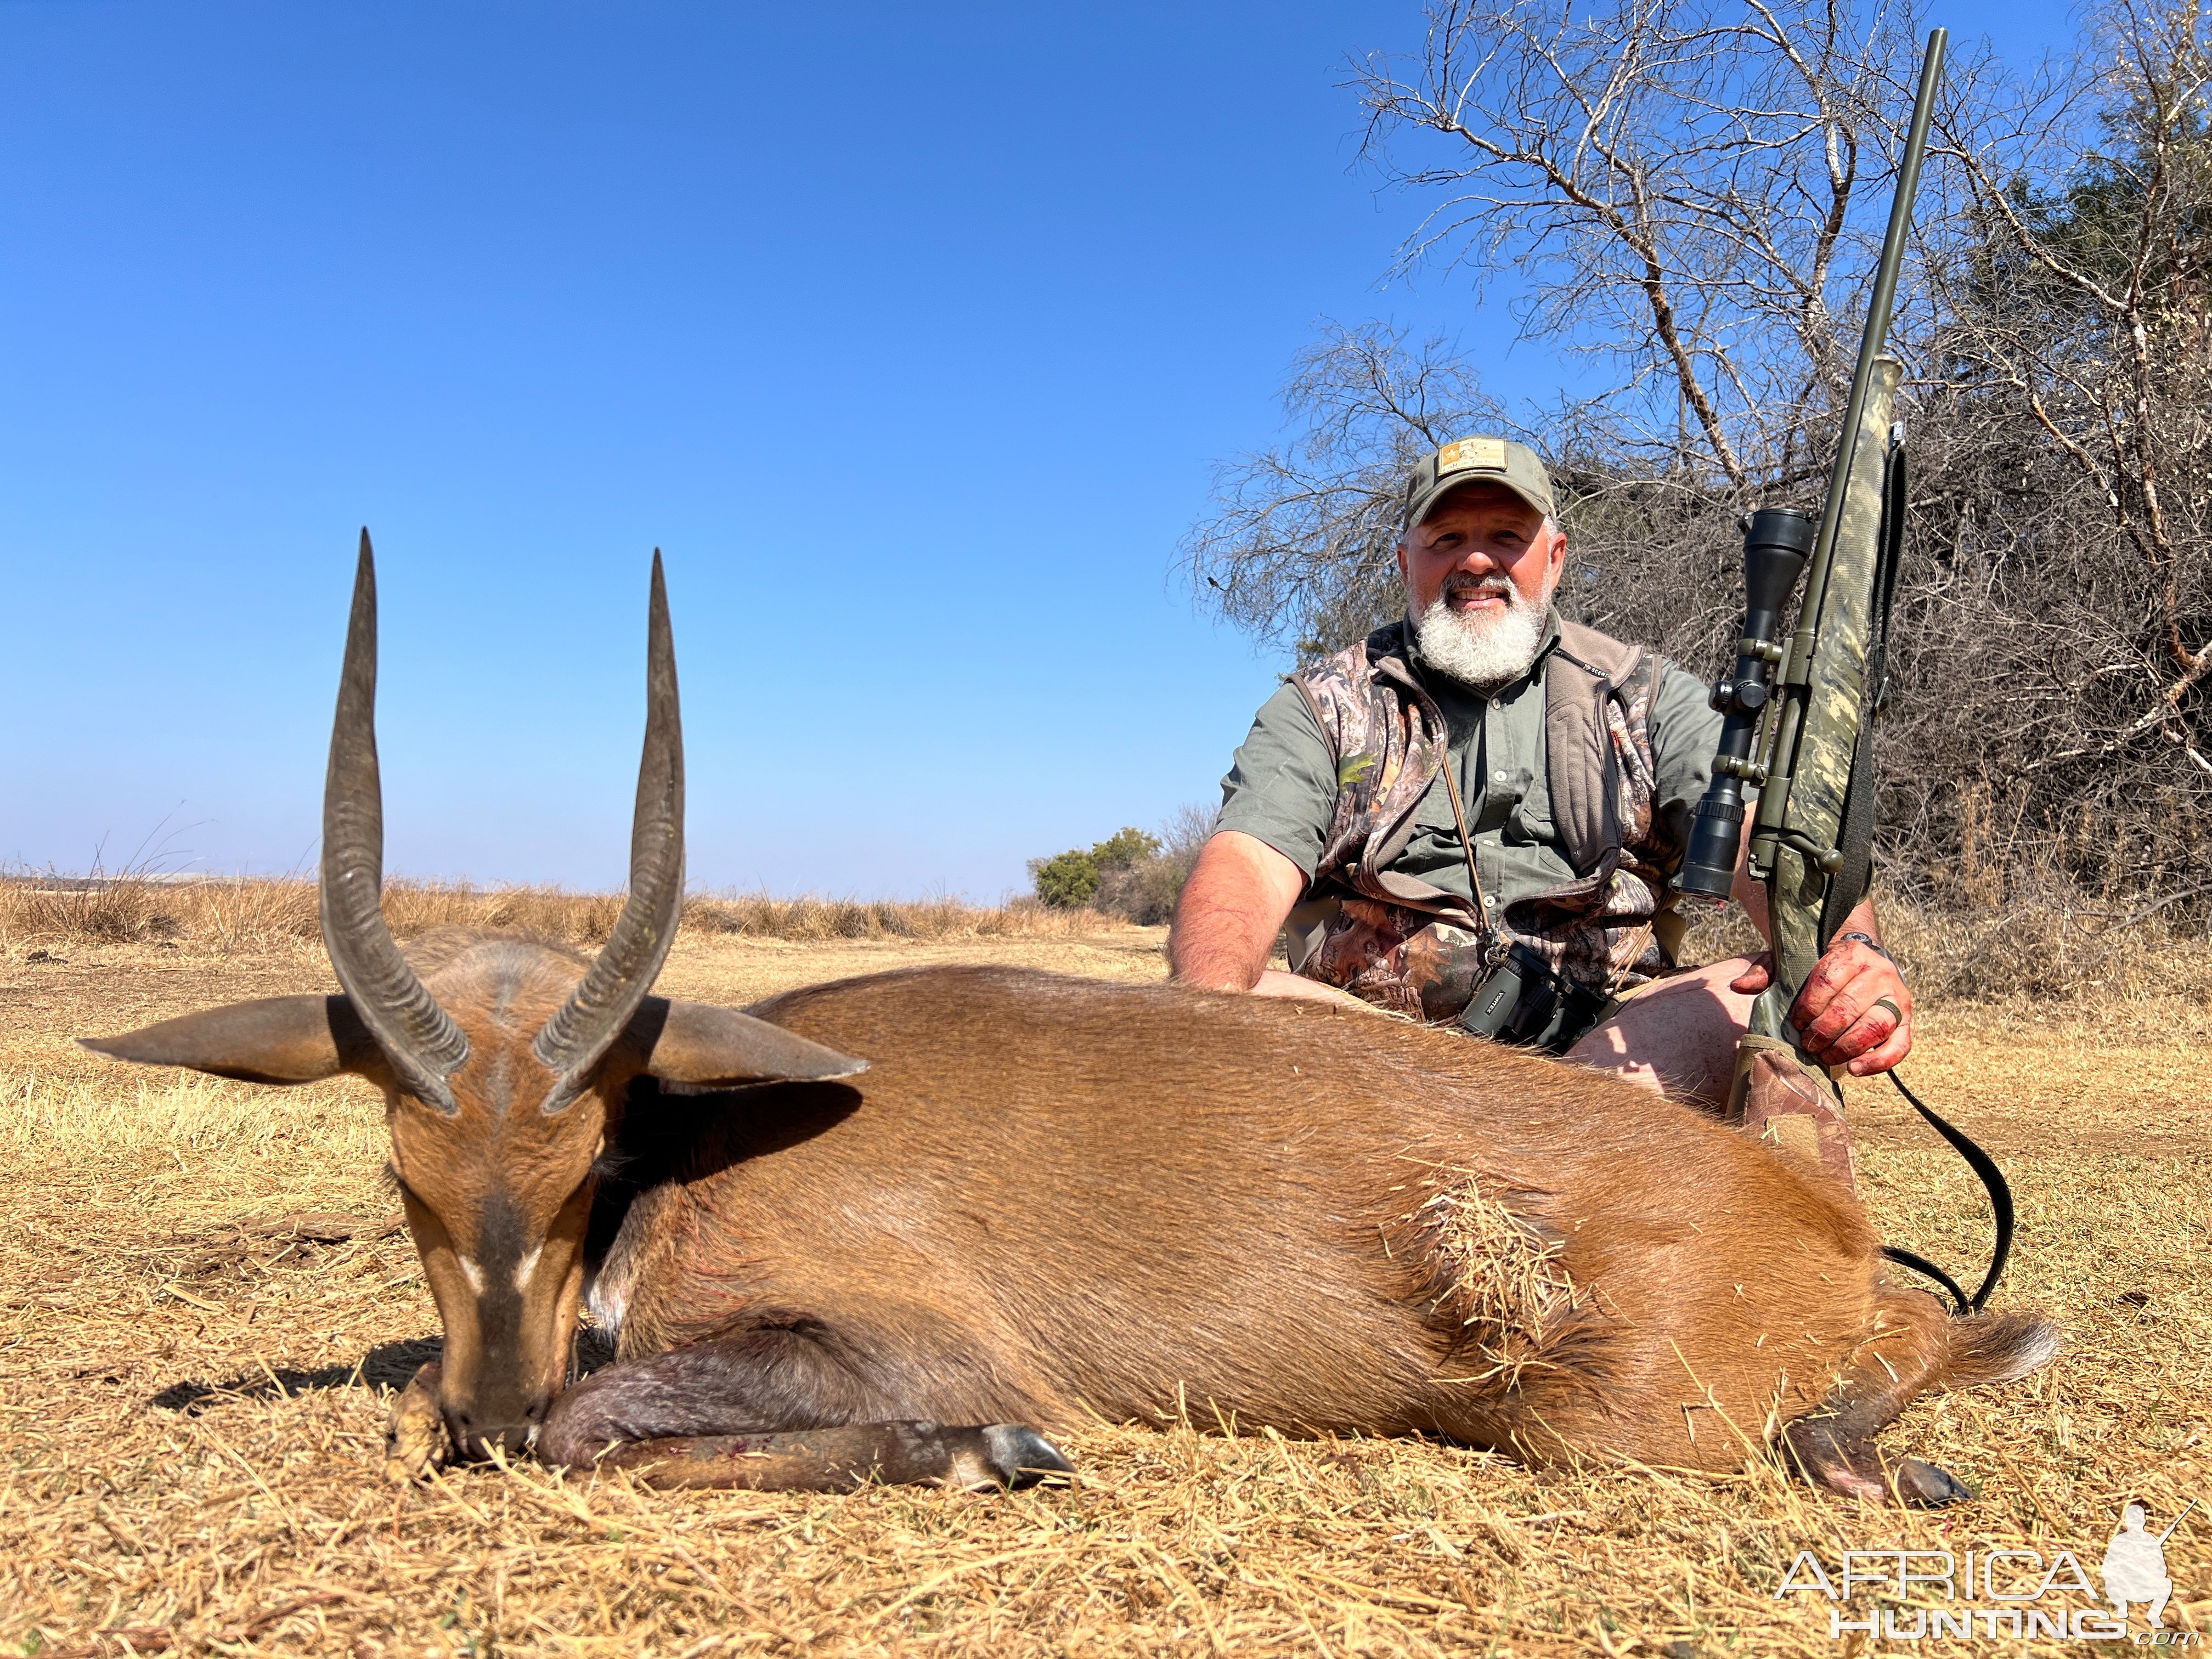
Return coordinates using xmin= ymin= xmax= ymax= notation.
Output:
xmin=628 ymin=997 xmax=867 ymax=1092
xmin=78 ymin=995 xmax=393 ymax=1087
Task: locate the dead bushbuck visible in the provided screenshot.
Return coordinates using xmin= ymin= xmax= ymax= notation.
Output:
xmin=84 ymin=534 xmax=2058 ymax=1503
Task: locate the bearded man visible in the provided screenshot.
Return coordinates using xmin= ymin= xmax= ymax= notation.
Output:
xmin=1169 ymin=436 xmax=1912 ymax=1184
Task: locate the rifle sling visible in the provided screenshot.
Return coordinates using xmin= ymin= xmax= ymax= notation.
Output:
xmin=1878 ymin=1064 xmax=2016 ymax=1314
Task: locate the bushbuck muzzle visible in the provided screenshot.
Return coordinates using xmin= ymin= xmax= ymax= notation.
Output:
xmin=399 ymin=1160 xmax=594 ymax=1458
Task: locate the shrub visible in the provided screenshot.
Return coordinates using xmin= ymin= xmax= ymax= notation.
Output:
xmin=1030 ymin=810 xmax=1217 ymax=923
xmin=1091 ymin=828 xmax=1162 ymax=868
xmin=1029 ymin=827 xmax=1167 ymax=909
xmin=1030 ymin=849 xmax=1103 ymax=909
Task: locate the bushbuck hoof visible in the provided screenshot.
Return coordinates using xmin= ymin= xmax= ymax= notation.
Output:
xmin=1812 ymin=1454 xmax=1972 ymax=1508
xmin=1892 ymin=1456 xmax=1973 ymax=1507
xmin=1787 ymin=1426 xmax=1974 ymax=1508
xmin=969 ymin=1424 xmax=1075 ymax=1489
xmin=383 ymin=1361 xmax=450 ymax=1483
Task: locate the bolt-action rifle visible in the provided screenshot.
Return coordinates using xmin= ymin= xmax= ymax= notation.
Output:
xmin=1677 ymin=29 xmax=2013 ymax=1313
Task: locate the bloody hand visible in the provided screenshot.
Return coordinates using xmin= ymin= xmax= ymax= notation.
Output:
xmin=1728 ymin=937 xmax=1913 ymax=1076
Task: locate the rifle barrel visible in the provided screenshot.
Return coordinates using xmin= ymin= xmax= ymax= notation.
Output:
xmin=2158 ymin=1497 xmax=2198 ymax=1542
xmin=1753 ymin=27 xmax=1946 ymax=846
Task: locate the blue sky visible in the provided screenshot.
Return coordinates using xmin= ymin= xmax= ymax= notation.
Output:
xmin=0 ymin=1 xmax=2075 ymax=899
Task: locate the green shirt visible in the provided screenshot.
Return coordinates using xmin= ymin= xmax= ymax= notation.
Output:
xmin=1217 ymin=617 xmax=1723 ymax=917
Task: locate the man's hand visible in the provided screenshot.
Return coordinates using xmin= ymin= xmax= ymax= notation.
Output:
xmin=1729 ymin=934 xmax=1912 ymax=1076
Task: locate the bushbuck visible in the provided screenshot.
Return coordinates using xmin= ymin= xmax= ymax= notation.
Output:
xmin=85 ymin=535 xmax=2058 ymax=1505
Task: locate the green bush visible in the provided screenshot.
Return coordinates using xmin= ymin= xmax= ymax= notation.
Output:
xmin=1090 ymin=827 xmax=1161 ymax=869
xmin=1028 ymin=827 xmax=1162 ymax=909
xmin=1028 ymin=816 xmax=1212 ymax=919
xmin=1030 ymin=849 xmax=1102 ymax=909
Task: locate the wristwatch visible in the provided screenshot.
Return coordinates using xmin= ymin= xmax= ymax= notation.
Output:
xmin=1837 ymin=929 xmax=1893 ymax=963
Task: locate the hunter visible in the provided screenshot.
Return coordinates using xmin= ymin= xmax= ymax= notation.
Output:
xmin=1169 ymin=436 xmax=1911 ymax=1184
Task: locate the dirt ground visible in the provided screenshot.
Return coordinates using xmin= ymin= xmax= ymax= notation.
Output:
xmin=2 ymin=930 xmax=2206 ymax=1657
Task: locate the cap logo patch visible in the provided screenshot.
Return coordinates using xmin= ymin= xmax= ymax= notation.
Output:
xmin=1438 ymin=438 xmax=1506 ymax=473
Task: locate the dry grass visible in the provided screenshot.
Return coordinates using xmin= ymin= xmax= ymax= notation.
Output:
xmin=1672 ymin=883 xmax=2212 ymax=1008
xmin=0 ymin=875 xmax=1131 ymax=958
xmin=1 ymin=928 xmax=2207 ymax=1656
xmin=14 ymin=868 xmax=2209 ymax=1008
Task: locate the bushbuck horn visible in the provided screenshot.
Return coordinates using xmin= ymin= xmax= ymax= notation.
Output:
xmin=531 ymin=550 xmax=685 ymax=1103
xmin=320 ymin=530 xmax=471 ymax=1113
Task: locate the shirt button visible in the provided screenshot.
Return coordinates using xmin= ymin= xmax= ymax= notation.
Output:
xmin=1483 ymin=894 xmax=1498 ymax=907
xmin=1493 ymin=770 xmax=1509 ymax=784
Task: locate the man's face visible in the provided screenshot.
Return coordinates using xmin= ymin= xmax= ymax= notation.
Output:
xmin=1397 ymin=481 xmax=1566 ymax=620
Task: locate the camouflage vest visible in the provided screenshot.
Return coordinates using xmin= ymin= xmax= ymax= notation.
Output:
xmin=1289 ymin=617 xmax=1674 ymax=1024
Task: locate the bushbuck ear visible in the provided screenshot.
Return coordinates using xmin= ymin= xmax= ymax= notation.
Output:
xmin=631 ymin=997 xmax=867 ymax=1091
xmin=78 ymin=995 xmax=394 ymax=1087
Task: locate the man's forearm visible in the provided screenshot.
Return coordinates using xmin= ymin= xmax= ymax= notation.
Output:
xmin=1728 ymin=811 xmax=1883 ymax=953
xmin=1167 ymin=831 xmax=1307 ymax=991
xmin=1837 ymin=893 xmax=1883 ymax=947
xmin=1733 ymin=809 xmax=1774 ymax=943
xmin=1169 ymin=902 xmax=1276 ymax=990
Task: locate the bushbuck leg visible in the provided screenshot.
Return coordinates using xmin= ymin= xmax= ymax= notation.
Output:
xmin=1783 ymin=1299 xmax=2055 ymax=1505
xmin=385 ymin=1362 xmax=451 ymax=1482
xmin=539 ymin=1330 xmax=1072 ymax=1491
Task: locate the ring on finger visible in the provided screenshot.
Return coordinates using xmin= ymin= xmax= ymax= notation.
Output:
xmin=1870 ymin=995 xmax=1904 ymax=1026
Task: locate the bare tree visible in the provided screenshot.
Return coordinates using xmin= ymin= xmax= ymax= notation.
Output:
xmin=1356 ymin=0 xmax=1945 ymax=487
xmin=1936 ymin=0 xmax=2211 ymax=781
xmin=1182 ymin=0 xmax=2211 ymax=921
xmin=1179 ymin=321 xmax=1504 ymax=656
xmin=1187 ymin=0 xmax=1954 ymax=665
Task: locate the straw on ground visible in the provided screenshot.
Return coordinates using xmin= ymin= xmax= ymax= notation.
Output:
xmin=1 ymin=919 xmax=2205 ymax=1656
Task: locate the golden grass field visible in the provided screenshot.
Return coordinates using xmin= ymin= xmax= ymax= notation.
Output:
xmin=2 ymin=894 xmax=2207 ymax=1657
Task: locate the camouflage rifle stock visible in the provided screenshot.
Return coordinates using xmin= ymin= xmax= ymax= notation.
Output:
xmin=1678 ymin=31 xmax=2016 ymax=1313
xmin=1681 ymin=29 xmax=1945 ymax=1030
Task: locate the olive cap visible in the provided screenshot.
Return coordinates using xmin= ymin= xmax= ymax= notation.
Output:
xmin=1402 ymin=436 xmax=1555 ymax=528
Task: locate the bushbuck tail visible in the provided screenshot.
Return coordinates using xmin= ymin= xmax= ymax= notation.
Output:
xmin=85 ymin=535 xmax=2058 ymax=1505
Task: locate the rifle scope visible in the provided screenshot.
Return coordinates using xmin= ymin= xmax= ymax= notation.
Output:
xmin=1678 ymin=507 xmax=1819 ymax=900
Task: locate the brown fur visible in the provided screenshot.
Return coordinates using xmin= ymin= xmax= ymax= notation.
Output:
xmin=584 ymin=963 xmax=2051 ymax=1487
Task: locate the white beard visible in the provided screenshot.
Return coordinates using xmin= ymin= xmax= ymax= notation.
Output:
xmin=1410 ymin=578 xmax=1548 ymax=690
